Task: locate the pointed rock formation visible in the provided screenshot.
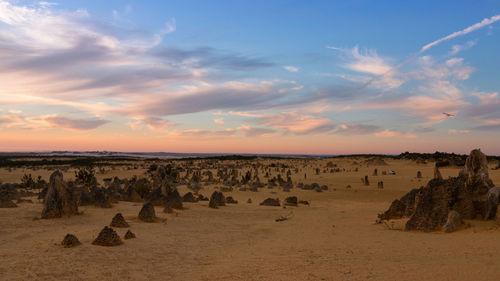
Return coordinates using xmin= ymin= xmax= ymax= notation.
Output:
xmin=124 ymin=230 xmax=136 ymax=239
xmin=92 ymin=226 xmax=123 ymax=246
xmin=110 ymin=213 xmax=129 ymax=228
xmin=138 ymin=202 xmax=157 ymax=222
xmin=61 ymin=234 xmax=81 ymax=248
xmin=41 ymin=171 xmax=79 ymax=219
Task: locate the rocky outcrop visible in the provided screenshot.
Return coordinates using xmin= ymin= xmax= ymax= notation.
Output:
xmin=41 ymin=171 xmax=79 ymax=219
xmin=379 ymin=149 xmax=494 ymax=232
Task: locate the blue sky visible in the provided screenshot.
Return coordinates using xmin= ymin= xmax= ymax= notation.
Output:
xmin=0 ymin=0 xmax=499 ymax=154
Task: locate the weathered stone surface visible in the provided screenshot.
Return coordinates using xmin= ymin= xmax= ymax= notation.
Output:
xmin=442 ymin=210 xmax=462 ymax=233
xmin=464 ymin=149 xmax=494 ymax=187
xmin=124 ymin=230 xmax=136 ymax=239
xmin=138 ymin=202 xmax=157 ymax=222
xmin=485 ymin=187 xmax=500 ymax=220
xmin=110 ymin=213 xmax=129 ymax=228
xmin=92 ymin=226 xmax=123 ymax=246
xmin=61 ymin=234 xmax=81 ymax=248
xmin=379 ymin=149 xmax=494 ymax=232
xmin=41 ymin=171 xmax=79 ymax=219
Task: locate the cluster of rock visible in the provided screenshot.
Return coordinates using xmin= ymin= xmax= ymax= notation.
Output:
xmin=378 ymin=149 xmax=497 ymax=232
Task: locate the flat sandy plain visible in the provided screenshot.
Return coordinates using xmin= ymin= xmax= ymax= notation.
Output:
xmin=1 ymin=158 xmax=500 ymax=281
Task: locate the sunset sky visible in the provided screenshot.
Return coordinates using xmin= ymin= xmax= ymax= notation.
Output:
xmin=0 ymin=0 xmax=499 ymax=154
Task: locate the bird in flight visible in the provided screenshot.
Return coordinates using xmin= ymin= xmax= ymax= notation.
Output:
xmin=443 ymin=112 xmax=455 ymax=117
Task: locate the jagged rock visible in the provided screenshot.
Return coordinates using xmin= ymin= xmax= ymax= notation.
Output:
xmin=485 ymin=187 xmax=500 ymax=220
xmin=373 ymin=168 xmax=378 ymax=176
xmin=198 ymin=194 xmax=209 ymax=201
xmin=464 ymin=149 xmax=494 ymax=187
xmin=442 ymin=210 xmax=462 ymax=233
xmin=61 ymin=234 xmax=81 ymax=248
xmin=247 ymin=198 xmax=252 ymax=204
xmin=138 ymin=202 xmax=157 ymax=222
xmin=110 ymin=213 xmax=129 ymax=228
xmin=226 ymin=196 xmax=238 ymax=204
xmin=209 ymin=191 xmax=225 ymax=208
xmin=183 ymin=192 xmax=198 ymax=203
xmin=284 ymin=196 xmax=298 ymax=206
xmin=124 ymin=230 xmax=136 ymax=239
xmin=260 ymin=198 xmax=280 ymax=207
xmin=41 ymin=171 xmax=79 ymax=219
xmin=379 ymin=149 xmax=494 ymax=231
xmin=92 ymin=226 xmax=123 ymax=246
xmin=417 ymin=171 xmax=422 ymax=178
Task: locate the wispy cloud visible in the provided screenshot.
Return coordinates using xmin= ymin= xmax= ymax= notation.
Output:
xmin=283 ymin=65 xmax=299 ymax=72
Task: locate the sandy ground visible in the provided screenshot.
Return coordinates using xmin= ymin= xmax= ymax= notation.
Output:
xmin=1 ymin=158 xmax=500 ymax=281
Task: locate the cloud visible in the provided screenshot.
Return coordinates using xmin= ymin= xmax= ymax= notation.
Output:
xmin=213 ymin=118 xmax=224 ymax=126
xmin=43 ymin=115 xmax=109 ymax=130
xmin=283 ymin=65 xmax=299 ymax=72
xmin=375 ymin=130 xmax=417 ymax=138
xmin=359 ymin=15 xmax=497 ymax=89
xmin=335 ymin=123 xmax=381 ymax=135
xmin=329 ymin=46 xmax=405 ymax=89
xmin=151 ymin=46 xmax=273 ymax=71
xmin=237 ymin=125 xmax=275 ymax=137
xmin=421 ymin=15 xmax=500 ymax=52
xmin=182 ymin=128 xmax=236 ymax=137
xmin=449 ymin=40 xmax=477 ymax=56
xmin=230 ymin=111 xmax=335 ymax=135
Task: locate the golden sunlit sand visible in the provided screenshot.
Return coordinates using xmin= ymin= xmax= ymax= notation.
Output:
xmin=1 ymin=154 xmax=500 ymax=280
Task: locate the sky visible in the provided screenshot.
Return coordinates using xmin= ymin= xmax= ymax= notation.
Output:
xmin=0 ymin=0 xmax=499 ymax=155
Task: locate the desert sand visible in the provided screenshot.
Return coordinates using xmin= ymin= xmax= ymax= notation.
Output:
xmin=1 ymin=157 xmax=500 ymax=281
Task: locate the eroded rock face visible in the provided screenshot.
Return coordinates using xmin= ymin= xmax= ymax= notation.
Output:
xmin=464 ymin=149 xmax=494 ymax=187
xmin=379 ymin=149 xmax=494 ymax=232
xmin=485 ymin=187 xmax=500 ymax=220
xmin=41 ymin=171 xmax=79 ymax=219
xmin=442 ymin=210 xmax=462 ymax=233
